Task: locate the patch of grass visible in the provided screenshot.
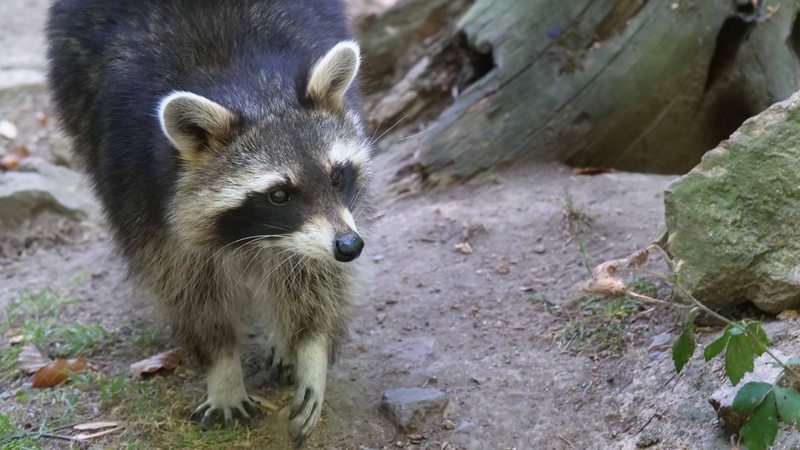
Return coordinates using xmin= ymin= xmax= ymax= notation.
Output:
xmin=1 ymin=281 xmax=297 ymax=449
xmin=1 ymin=285 xmax=109 ymax=366
xmin=561 ymin=193 xmax=599 ymax=227
xmin=0 ymin=412 xmax=42 ymax=450
xmin=555 ymin=293 xmax=647 ymax=355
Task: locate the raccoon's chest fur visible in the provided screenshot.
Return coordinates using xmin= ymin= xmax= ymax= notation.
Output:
xmin=47 ymin=0 xmax=371 ymax=445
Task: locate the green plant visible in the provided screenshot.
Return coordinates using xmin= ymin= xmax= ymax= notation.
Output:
xmin=585 ymin=245 xmax=800 ymax=450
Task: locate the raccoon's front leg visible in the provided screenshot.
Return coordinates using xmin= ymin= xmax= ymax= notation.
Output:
xmin=191 ymin=350 xmax=259 ymax=428
xmin=287 ymin=335 xmax=329 ymax=447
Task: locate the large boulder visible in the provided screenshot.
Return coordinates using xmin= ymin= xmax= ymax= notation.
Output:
xmin=663 ymin=91 xmax=800 ymax=313
xmin=0 ymin=157 xmax=97 ymax=231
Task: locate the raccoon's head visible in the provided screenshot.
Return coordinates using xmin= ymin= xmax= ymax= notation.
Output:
xmin=159 ymin=41 xmax=370 ymax=264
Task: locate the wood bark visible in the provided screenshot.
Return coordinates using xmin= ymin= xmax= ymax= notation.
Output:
xmin=358 ymin=0 xmax=800 ymax=184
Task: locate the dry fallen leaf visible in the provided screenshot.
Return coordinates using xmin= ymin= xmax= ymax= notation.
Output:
xmin=129 ymin=348 xmax=183 ymax=377
xmin=582 ymin=248 xmax=650 ymax=297
xmin=73 ymin=421 xmax=121 ymax=431
xmin=250 ymin=394 xmax=280 ymax=411
xmin=0 ymin=145 xmax=31 ymax=170
xmin=778 ymin=309 xmax=799 ymax=320
xmin=571 ymin=166 xmax=617 ymax=175
xmin=32 ymin=356 xmax=88 ymax=388
xmin=7 ymin=334 xmax=24 ymax=345
xmin=454 ymin=242 xmax=473 ymax=254
xmin=35 ymin=111 xmax=48 ymax=126
xmin=0 ymin=119 xmax=18 ymax=140
xmin=18 ymin=343 xmax=52 ymax=374
xmin=73 ymin=422 xmax=123 ymax=441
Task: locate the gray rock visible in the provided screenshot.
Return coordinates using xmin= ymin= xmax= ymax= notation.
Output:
xmin=0 ymin=158 xmax=96 ymax=230
xmin=648 ymin=333 xmax=673 ymax=351
xmin=380 ymin=387 xmax=449 ymax=431
xmin=708 ymin=350 xmax=787 ymax=430
xmin=664 ymin=91 xmax=800 ymax=313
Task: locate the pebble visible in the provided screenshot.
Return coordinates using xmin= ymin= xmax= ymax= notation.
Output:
xmin=454 ymin=242 xmax=473 ymax=254
xmin=647 ymin=333 xmax=673 ymax=351
xmin=380 ymin=387 xmax=449 ymax=432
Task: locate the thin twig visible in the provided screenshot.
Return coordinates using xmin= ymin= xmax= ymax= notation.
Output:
xmin=557 ymin=434 xmax=576 ymax=449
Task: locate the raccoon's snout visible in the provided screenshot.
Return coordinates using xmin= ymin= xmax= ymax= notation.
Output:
xmin=334 ymin=232 xmax=364 ymax=262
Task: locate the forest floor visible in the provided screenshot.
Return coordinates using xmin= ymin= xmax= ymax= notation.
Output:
xmin=2 ymin=1 xmax=800 ymax=449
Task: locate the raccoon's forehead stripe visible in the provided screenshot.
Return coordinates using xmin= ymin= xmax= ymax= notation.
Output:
xmin=327 ymin=140 xmax=368 ymax=169
xmin=200 ymin=172 xmax=292 ymax=213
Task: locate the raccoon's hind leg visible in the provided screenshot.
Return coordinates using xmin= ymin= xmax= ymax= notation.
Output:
xmin=287 ymin=335 xmax=329 ymax=447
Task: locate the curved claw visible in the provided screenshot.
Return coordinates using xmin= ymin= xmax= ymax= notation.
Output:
xmin=190 ymin=396 xmax=260 ymax=429
xmin=288 ymin=387 xmax=321 ymax=448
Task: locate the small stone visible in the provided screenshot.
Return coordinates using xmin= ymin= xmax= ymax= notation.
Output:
xmin=636 ymin=430 xmax=660 ymax=448
xmin=0 ymin=120 xmax=18 ymax=140
xmin=377 ymin=313 xmax=387 ymax=324
xmin=442 ymin=419 xmax=455 ymax=430
xmin=406 ymin=433 xmax=424 ymax=443
xmin=533 ymin=245 xmax=546 ymax=254
xmin=647 ymin=333 xmax=673 ymax=351
xmin=380 ymin=387 xmax=449 ymax=432
xmin=372 ymin=254 xmax=385 ymax=263
xmin=495 ymin=264 xmax=510 ymax=274
xmin=454 ymin=242 xmax=473 ymax=254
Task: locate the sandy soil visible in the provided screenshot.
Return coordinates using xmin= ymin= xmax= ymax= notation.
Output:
xmin=3 ymin=1 xmax=800 ymax=449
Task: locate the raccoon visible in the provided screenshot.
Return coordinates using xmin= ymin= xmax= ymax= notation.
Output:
xmin=46 ymin=0 xmax=371 ymax=445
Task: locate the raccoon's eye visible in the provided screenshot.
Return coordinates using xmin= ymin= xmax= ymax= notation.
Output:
xmin=267 ymin=189 xmax=290 ymax=206
xmin=331 ymin=168 xmax=343 ymax=187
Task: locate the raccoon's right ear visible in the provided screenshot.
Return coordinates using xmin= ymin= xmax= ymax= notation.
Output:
xmin=158 ymin=91 xmax=237 ymax=161
xmin=307 ymin=41 xmax=361 ymax=112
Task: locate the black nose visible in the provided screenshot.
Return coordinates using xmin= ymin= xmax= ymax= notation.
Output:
xmin=334 ymin=232 xmax=364 ymax=262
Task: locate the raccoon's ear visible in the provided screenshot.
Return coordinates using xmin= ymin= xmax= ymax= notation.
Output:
xmin=158 ymin=91 xmax=236 ymax=161
xmin=307 ymin=41 xmax=360 ymax=111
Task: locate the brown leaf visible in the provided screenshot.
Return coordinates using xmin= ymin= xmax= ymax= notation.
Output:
xmin=18 ymin=344 xmax=52 ymax=374
xmin=32 ymin=356 xmax=88 ymax=388
xmin=582 ymin=248 xmax=650 ymax=297
xmin=0 ymin=145 xmax=31 ymax=170
xmin=129 ymin=349 xmax=183 ymax=377
xmin=35 ymin=111 xmax=48 ymax=126
xmin=572 ymin=166 xmax=617 ymax=175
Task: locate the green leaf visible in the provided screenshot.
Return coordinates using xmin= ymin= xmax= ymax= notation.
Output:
xmin=746 ymin=322 xmax=768 ymax=356
xmin=725 ymin=332 xmax=755 ymax=386
xmin=732 ymin=382 xmax=773 ymax=412
xmin=774 ymin=386 xmax=800 ymax=427
xmin=740 ymin=391 xmax=778 ymax=450
xmin=704 ymin=331 xmax=729 ymax=362
xmin=672 ymin=323 xmax=695 ymax=373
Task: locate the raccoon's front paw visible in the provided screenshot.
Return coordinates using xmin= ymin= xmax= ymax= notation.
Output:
xmin=287 ymin=386 xmax=322 ymax=448
xmin=190 ymin=395 xmax=259 ymax=428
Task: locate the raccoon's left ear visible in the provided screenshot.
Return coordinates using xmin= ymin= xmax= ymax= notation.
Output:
xmin=307 ymin=41 xmax=361 ymax=112
xmin=158 ymin=91 xmax=237 ymax=161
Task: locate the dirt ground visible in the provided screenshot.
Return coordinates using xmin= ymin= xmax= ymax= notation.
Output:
xmin=3 ymin=1 xmax=800 ymax=449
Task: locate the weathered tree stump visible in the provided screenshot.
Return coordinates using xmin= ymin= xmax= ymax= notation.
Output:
xmin=359 ymin=0 xmax=800 ymax=184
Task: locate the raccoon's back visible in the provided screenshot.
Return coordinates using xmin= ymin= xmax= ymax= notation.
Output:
xmin=46 ymin=0 xmax=352 ymax=248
